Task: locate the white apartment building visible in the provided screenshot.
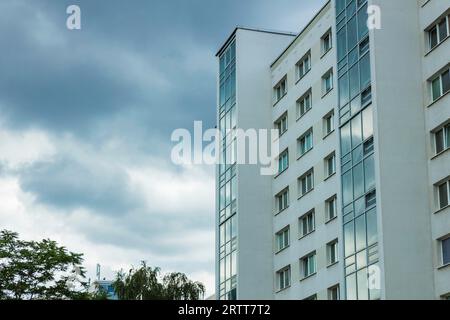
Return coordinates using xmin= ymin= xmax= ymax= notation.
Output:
xmin=215 ymin=0 xmax=450 ymax=300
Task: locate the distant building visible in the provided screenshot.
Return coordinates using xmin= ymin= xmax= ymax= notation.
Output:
xmin=90 ymin=279 xmax=118 ymax=300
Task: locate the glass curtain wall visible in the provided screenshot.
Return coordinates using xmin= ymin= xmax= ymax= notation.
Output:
xmin=218 ymin=41 xmax=237 ymax=300
xmin=335 ymin=0 xmax=381 ymax=300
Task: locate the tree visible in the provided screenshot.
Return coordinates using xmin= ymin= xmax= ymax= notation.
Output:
xmin=112 ymin=261 xmax=205 ymax=300
xmin=0 ymin=230 xmax=90 ymax=300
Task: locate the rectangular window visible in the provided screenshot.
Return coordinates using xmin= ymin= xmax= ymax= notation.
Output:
xmin=323 ymin=111 xmax=334 ymax=137
xmin=322 ymin=30 xmax=332 ymax=55
xmin=276 ymin=188 xmax=289 ymax=213
xmin=301 ymin=252 xmax=316 ymax=278
xmin=323 ymin=70 xmax=334 ymax=95
xmin=428 ymin=15 xmax=449 ymax=50
xmin=327 ymin=240 xmax=339 ymax=265
xmin=276 ymin=227 xmax=290 ymax=252
xmin=298 ymin=169 xmax=314 ymax=197
xmin=328 ymin=285 xmax=340 ymax=300
xmin=277 ymin=266 xmax=291 ymax=290
xmin=438 ymin=180 xmax=449 ymax=210
xmin=431 ymin=67 xmax=450 ymax=101
xmin=325 ymin=153 xmax=336 ymax=178
xmin=275 ymin=113 xmax=288 ymax=136
xmin=299 ymin=210 xmax=315 ymax=237
xmin=278 ymin=149 xmax=289 ymax=174
xmin=326 ymin=195 xmax=337 ymax=221
xmin=442 ymin=237 xmax=450 ymax=266
xmin=435 ymin=124 xmax=450 ymax=154
xmin=274 ymin=77 xmax=287 ymax=104
xmin=296 ymin=90 xmax=312 ymax=118
xmin=296 ymin=52 xmax=311 ymax=80
xmin=298 ymin=128 xmax=313 ymax=157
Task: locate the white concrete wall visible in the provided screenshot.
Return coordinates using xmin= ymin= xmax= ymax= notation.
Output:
xmin=369 ymin=0 xmax=436 ymax=299
xmin=419 ymin=0 xmax=450 ymax=299
xmin=270 ymin=2 xmax=342 ymax=300
xmin=234 ymin=29 xmax=295 ymax=299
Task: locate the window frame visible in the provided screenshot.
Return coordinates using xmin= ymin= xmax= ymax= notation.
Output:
xmin=296 ymin=89 xmax=312 ymax=119
xmin=275 ymin=226 xmax=290 ymax=253
xmin=275 ymin=112 xmax=288 ymax=136
xmin=325 ymin=152 xmax=336 ymax=178
xmin=277 ymin=266 xmax=291 ymax=291
xmin=431 ymin=67 xmax=450 ymax=102
xmin=323 ymin=111 xmax=335 ymax=137
xmin=296 ymin=51 xmax=312 ymax=81
xmin=321 ymin=29 xmax=332 ymax=56
xmin=322 ymin=70 xmax=334 ymax=95
xmin=298 ymin=169 xmax=314 ymax=198
xmin=437 ymin=180 xmax=450 ymax=210
xmin=278 ymin=149 xmax=289 ymax=175
xmin=297 ymin=128 xmax=313 ymax=157
xmin=326 ymin=195 xmax=338 ymax=222
xmin=273 ymin=77 xmax=287 ymax=104
xmin=276 ymin=188 xmax=289 ymax=214
xmin=328 ymin=285 xmax=340 ymax=300
xmin=434 ymin=123 xmax=450 ymax=155
xmin=441 ymin=236 xmax=450 ymax=266
xmin=428 ymin=14 xmax=450 ymax=51
xmin=300 ymin=252 xmax=317 ymax=279
xmin=299 ymin=210 xmax=315 ymax=238
xmin=327 ymin=239 xmax=339 ymax=266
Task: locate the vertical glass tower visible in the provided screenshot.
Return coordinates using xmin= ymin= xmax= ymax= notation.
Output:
xmin=335 ymin=0 xmax=380 ymax=300
xmin=217 ymin=41 xmax=237 ymax=300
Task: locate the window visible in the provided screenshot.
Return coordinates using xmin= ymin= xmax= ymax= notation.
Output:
xmin=277 ymin=266 xmax=291 ymax=290
xmin=296 ymin=52 xmax=311 ymax=80
xmin=326 ymin=195 xmax=337 ymax=221
xmin=278 ymin=149 xmax=289 ymax=174
xmin=323 ymin=111 xmax=334 ymax=136
xmin=323 ymin=70 xmax=333 ymax=95
xmin=428 ymin=15 xmax=449 ymax=50
xmin=275 ymin=113 xmax=288 ymax=136
xmin=322 ymin=30 xmax=332 ymax=55
xmin=276 ymin=227 xmax=290 ymax=252
xmin=298 ymin=169 xmax=314 ymax=197
xmin=303 ymin=294 xmax=317 ymax=300
xmin=276 ymin=188 xmax=289 ymax=213
xmin=325 ymin=153 xmax=336 ymax=178
xmin=298 ymin=128 xmax=313 ymax=157
xmin=442 ymin=237 xmax=450 ymax=266
xmin=327 ymin=240 xmax=338 ymax=265
xmin=328 ymin=285 xmax=340 ymax=300
xmin=301 ymin=252 xmax=316 ymax=278
xmin=366 ymin=190 xmax=376 ymax=208
xmin=296 ymin=90 xmax=312 ymax=118
xmin=274 ymin=77 xmax=287 ymax=104
xmin=431 ymin=67 xmax=450 ymax=101
xmin=438 ymin=180 xmax=450 ymax=210
xmin=434 ymin=124 xmax=450 ymax=154
xmin=299 ymin=210 xmax=315 ymax=237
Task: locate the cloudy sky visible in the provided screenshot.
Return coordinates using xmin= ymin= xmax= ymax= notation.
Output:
xmin=0 ymin=0 xmax=325 ymax=296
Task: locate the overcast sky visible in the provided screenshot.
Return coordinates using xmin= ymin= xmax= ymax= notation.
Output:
xmin=0 ymin=0 xmax=326 ymax=296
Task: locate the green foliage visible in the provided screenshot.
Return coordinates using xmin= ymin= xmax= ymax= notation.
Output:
xmin=0 ymin=230 xmax=89 ymax=300
xmin=112 ymin=261 xmax=205 ymax=300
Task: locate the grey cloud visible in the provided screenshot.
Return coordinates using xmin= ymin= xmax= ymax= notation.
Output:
xmin=19 ymin=156 xmax=142 ymax=215
xmin=0 ymin=0 xmax=325 ymax=287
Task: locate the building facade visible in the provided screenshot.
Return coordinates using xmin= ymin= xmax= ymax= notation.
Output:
xmin=215 ymin=0 xmax=450 ymax=300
